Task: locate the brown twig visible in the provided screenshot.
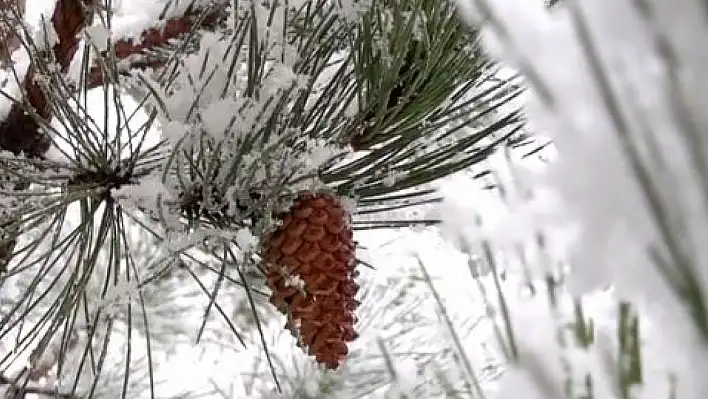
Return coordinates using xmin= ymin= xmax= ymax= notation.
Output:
xmin=0 ymin=1 xmax=226 ymax=274
xmin=0 ymin=0 xmax=89 ymax=157
xmin=0 ymin=0 xmax=226 ymax=157
xmin=86 ymin=5 xmax=225 ymax=87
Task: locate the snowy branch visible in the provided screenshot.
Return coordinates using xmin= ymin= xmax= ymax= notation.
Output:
xmin=0 ymin=0 xmax=227 ymax=157
xmin=86 ymin=3 xmax=225 ymax=87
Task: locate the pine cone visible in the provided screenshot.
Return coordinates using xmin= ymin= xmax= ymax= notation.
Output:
xmin=262 ymin=192 xmax=360 ymax=369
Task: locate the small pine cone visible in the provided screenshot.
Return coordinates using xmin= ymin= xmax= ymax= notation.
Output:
xmin=262 ymin=192 xmax=359 ymax=369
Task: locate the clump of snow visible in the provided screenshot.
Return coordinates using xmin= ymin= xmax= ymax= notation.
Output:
xmin=106 ymin=0 xmax=226 ymax=42
xmin=334 ymin=0 xmax=372 ymax=23
xmin=85 ymin=25 xmax=111 ymax=53
xmin=120 ymin=3 xmax=351 ymax=250
xmin=234 ymin=228 xmax=258 ymax=253
xmin=111 ymin=173 xmax=170 ymax=209
xmin=200 ymin=97 xmax=240 ymax=140
xmin=160 ymin=120 xmax=192 ymax=145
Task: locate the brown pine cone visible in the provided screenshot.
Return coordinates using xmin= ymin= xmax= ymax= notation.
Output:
xmin=262 ymin=192 xmax=360 ymax=369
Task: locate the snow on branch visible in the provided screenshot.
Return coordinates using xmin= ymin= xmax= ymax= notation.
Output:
xmin=86 ymin=2 xmax=226 ymax=87
xmin=0 ymin=0 xmax=90 ymax=157
xmin=0 ymin=0 xmax=227 ymax=157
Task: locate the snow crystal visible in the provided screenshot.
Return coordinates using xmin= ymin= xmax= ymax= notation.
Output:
xmin=200 ymin=97 xmax=239 ymax=141
xmin=382 ymin=169 xmax=397 ymax=187
xmin=339 ymin=195 xmax=359 ymax=217
xmin=284 ymin=274 xmax=305 ymax=290
xmin=300 ymin=138 xmax=342 ymax=173
xmin=85 ymin=25 xmax=112 ymax=53
xmin=263 ymin=63 xmax=306 ymax=95
xmin=111 ymin=174 xmax=170 ymax=209
xmin=165 ymin=86 xmax=197 ymax=122
xmin=97 ymin=280 xmax=140 ymax=318
xmin=334 ymin=0 xmax=371 ymax=23
xmin=234 ymin=228 xmax=258 ymax=253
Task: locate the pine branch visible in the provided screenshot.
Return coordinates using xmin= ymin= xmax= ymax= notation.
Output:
xmin=86 ymin=4 xmax=225 ymax=88
xmin=0 ymin=0 xmax=227 ymax=157
xmin=0 ymin=1 xmax=227 ymax=275
xmin=0 ymin=1 xmax=526 ymax=394
xmin=0 ymin=0 xmax=89 ymax=157
xmin=0 ymin=0 xmax=91 ymax=282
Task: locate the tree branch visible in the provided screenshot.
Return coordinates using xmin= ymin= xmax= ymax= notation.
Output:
xmin=0 ymin=1 xmax=226 ymax=157
xmin=87 ymin=5 xmax=225 ymax=87
xmin=0 ymin=0 xmax=226 ymax=276
xmin=0 ymin=0 xmax=89 ymax=157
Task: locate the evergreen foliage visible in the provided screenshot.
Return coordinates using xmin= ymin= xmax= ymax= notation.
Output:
xmin=0 ymin=0 xmax=522 ymax=396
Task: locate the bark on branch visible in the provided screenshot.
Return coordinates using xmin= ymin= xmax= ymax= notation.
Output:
xmin=0 ymin=0 xmax=225 ymax=158
xmin=0 ymin=0 xmax=226 ymax=276
xmin=0 ymin=0 xmax=88 ymax=157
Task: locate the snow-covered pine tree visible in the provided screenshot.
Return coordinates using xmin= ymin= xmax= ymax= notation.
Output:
xmin=0 ymin=0 xmax=523 ymax=397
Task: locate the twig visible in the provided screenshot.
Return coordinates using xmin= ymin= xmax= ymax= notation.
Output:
xmin=0 ymin=0 xmax=227 ymax=274
xmin=0 ymin=0 xmax=90 ymax=157
xmin=0 ymin=0 xmax=227 ymax=157
xmin=86 ymin=4 xmax=225 ymax=87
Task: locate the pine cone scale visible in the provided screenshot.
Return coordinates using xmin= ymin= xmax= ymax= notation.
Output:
xmin=303 ymin=225 xmax=326 ymax=242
